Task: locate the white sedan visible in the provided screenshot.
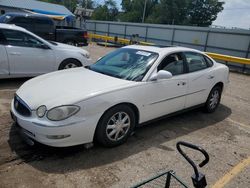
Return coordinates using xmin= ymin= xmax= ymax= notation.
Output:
xmin=11 ymin=45 xmax=229 ymax=147
xmin=0 ymin=23 xmax=91 ymax=79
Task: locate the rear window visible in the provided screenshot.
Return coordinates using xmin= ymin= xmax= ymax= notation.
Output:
xmin=0 ymin=30 xmax=7 ymax=45
xmin=35 ymin=18 xmax=54 ymax=25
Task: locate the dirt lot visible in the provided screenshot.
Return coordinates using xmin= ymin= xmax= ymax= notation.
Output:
xmin=0 ymin=44 xmax=250 ymax=188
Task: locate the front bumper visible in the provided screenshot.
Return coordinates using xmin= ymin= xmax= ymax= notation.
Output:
xmin=10 ymin=100 xmax=98 ymax=147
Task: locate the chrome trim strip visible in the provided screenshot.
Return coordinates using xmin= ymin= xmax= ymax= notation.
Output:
xmin=149 ymin=89 xmax=206 ymax=105
xmin=32 ymin=119 xmax=86 ymax=128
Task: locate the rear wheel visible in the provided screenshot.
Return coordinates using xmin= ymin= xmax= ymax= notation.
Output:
xmin=95 ymin=105 xmax=136 ymax=147
xmin=58 ymin=59 xmax=82 ymax=70
xmin=64 ymin=40 xmax=78 ymax=46
xmin=204 ymin=86 xmax=222 ymax=113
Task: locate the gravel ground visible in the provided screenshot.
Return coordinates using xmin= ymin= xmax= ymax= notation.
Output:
xmin=0 ymin=44 xmax=249 ymax=188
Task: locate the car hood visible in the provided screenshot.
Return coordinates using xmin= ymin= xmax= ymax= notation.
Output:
xmin=16 ymin=68 xmax=134 ymax=109
xmin=53 ymin=42 xmax=89 ymax=56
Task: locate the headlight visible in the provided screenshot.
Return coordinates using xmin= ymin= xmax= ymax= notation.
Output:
xmin=47 ymin=105 xmax=80 ymax=121
xmin=36 ymin=105 xmax=47 ymax=118
xmin=80 ymin=52 xmax=90 ymax=59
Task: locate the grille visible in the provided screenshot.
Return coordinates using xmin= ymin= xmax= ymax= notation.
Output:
xmin=14 ymin=95 xmax=31 ymax=117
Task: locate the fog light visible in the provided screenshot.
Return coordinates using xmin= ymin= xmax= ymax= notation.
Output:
xmin=46 ymin=134 xmax=70 ymax=139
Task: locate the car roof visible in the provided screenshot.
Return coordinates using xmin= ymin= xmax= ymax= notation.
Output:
xmin=2 ymin=12 xmax=51 ymax=19
xmin=124 ymin=44 xmax=203 ymax=54
xmin=0 ymin=23 xmax=27 ymax=31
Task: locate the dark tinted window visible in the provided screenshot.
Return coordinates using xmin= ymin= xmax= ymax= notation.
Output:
xmin=35 ymin=18 xmax=53 ymax=25
xmin=1 ymin=10 xmax=5 ymax=15
xmin=184 ymin=52 xmax=208 ymax=72
xmin=10 ymin=17 xmax=29 ymax=24
xmin=2 ymin=29 xmax=44 ymax=48
xmin=32 ymin=17 xmax=54 ymax=38
xmin=158 ymin=53 xmax=184 ymax=76
xmin=9 ymin=17 xmax=34 ymax=31
xmin=0 ymin=30 xmax=7 ymax=45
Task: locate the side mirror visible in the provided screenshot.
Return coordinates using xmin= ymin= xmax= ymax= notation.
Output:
xmin=149 ymin=70 xmax=173 ymax=81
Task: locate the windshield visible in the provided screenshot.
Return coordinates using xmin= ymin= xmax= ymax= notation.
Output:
xmin=0 ymin=15 xmax=12 ymax=23
xmin=89 ymin=48 xmax=158 ymax=81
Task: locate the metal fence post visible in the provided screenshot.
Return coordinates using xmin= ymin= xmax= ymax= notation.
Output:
xmin=94 ymin=22 xmax=96 ymax=34
xmin=171 ymin=28 xmax=175 ymax=45
xmin=107 ymin=23 xmax=110 ymax=36
xmin=124 ymin=24 xmax=127 ymax=39
xmin=204 ymin=31 xmax=210 ymax=52
xmin=145 ymin=26 xmax=148 ymax=42
xmin=242 ymin=38 xmax=250 ymax=72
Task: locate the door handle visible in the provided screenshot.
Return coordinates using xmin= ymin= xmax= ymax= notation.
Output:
xmin=208 ymin=75 xmax=214 ymax=79
xmin=10 ymin=52 xmax=21 ymax=56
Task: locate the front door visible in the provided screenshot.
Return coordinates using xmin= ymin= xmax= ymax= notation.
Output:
xmin=2 ymin=29 xmax=55 ymax=76
xmin=140 ymin=53 xmax=188 ymax=122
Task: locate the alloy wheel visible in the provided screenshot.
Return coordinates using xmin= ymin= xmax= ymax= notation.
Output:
xmin=63 ymin=63 xmax=78 ymax=69
xmin=106 ymin=112 xmax=131 ymax=141
xmin=209 ymin=90 xmax=219 ymax=109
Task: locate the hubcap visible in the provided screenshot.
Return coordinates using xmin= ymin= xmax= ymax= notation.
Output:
xmin=106 ymin=112 xmax=131 ymax=141
xmin=64 ymin=63 xmax=78 ymax=69
xmin=209 ymin=90 xmax=219 ymax=109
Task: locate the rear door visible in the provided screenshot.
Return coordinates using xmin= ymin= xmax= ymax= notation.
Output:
xmin=0 ymin=29 xmax=9 ymax=77
xmin=2 ymin=29 xmax=55 ymax=76
xmin=183 ymin=52 xmax=215 ymax=108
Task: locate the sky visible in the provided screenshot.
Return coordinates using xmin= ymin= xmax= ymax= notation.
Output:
xmin=96 ymin=0 xmax=250 ymax=29
xmin=213 ymin=0 xmax=250 ymax=29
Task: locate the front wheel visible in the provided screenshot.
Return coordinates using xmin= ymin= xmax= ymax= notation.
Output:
xmin=204 ymin=86 xmax=222 ymax=113
xmin=65 ymin=40 xmax=78 ymax=46
xmin=58 ymin=59 xmax=82 ymax=70
xmin=95 ymin=105 xmax=136 ymax=147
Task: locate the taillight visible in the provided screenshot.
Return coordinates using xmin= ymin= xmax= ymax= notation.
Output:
xmin=83 ymin=32 xmax=88 ymax=39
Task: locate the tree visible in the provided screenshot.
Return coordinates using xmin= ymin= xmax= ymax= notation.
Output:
xmin=146 ymin=0 xmax=188 ymax=24
xmin=81 ymin=0 xmax=95 ymax=9
xmin=120 ymin=0 xmax=224 ymax=27
xmin=119 ymin=0 xmax=158 ymax=22
xmin=186 ymin=0 xmax=224 ymax=26
xmin=91 ymin=0 xmax=118 ymax=21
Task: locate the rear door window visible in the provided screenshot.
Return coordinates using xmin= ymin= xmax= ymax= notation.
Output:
xmin=184 ymin=52 xmax=209 ymax=72
xmin=2 ymin=29 xmax=44 ymax=48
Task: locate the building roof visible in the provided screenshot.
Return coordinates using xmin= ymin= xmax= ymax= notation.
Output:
xmin=0 ymin=0 xmax=73 ymax=16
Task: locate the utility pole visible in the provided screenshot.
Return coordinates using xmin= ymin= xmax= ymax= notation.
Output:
xmin=142 ymin=0 xmax=147 ymax=23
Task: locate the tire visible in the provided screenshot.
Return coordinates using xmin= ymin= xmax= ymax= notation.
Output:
xmin=64 ymin=40 xmax=78 ymax=46
xmin=204 ymin=86 xmax=222 ymax=113
xmin=95 ymin=105 xmax=136 ymax=147
xmin=58 ymin=59 xmax=82 ymax=70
